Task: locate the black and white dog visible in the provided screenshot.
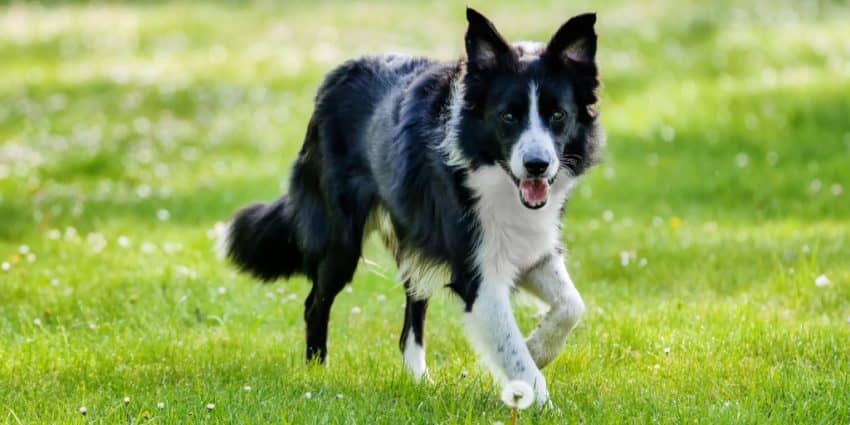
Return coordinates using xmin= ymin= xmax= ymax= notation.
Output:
xmin=223 ymin=8 xmax=602 ymax=404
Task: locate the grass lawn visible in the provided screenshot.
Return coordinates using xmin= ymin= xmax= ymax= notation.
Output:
xmin=2 ymin=0 xmax=849 ymax=423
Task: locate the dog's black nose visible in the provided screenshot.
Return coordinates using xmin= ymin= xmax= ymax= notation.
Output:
xmin=523 ymin=158 xmax=550 ymax=176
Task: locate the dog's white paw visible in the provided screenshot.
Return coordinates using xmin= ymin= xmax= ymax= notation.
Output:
xmin=534 ymin=384 xmax=550 ymax=407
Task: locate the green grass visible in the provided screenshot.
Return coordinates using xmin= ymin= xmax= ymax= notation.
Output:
xmin=2 ymin=0 xmax=849 ymax=423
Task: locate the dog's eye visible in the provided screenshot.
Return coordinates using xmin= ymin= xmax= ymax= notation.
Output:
xmin=550 ymin=110 xmax=566 ymax=122
xmin=500 ymin=112 xmax=517 ymax=123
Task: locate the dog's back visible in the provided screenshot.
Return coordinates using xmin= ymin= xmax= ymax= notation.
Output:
xmin=226 ymin=55 xmax=431 ymax=274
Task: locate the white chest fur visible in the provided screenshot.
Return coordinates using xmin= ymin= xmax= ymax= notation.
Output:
xmin=466 ymin=165 xmax=574 ymax=282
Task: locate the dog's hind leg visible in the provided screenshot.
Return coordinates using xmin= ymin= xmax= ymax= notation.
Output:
xmin=399 ymin=288 xmax=429 ymax=381
xmin=519 ymin=252 xmax=585 ymax=369
xmin=304 ymin=249 xmax=359 ymax=363
xmin=301 ymin=188 xmax=373 ymax=363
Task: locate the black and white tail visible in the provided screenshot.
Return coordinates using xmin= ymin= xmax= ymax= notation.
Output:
xmin=221 ymin=196 xmax=303 ymax=281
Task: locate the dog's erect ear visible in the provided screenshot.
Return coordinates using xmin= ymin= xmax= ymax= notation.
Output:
xmin=545 ymin=13 xmax=597 ymax=65
xmin=465 ymin=8 xmax=511 ymax=70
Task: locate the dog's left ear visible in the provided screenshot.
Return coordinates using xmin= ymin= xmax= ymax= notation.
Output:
xmin=545 ymin=13 xmax=597 ymax=65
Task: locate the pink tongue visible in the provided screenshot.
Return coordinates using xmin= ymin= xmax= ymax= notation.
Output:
xmin=519 ymin=179 xmax=550 ymax=206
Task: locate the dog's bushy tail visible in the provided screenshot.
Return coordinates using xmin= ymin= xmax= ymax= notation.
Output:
xmin=222 ymin=196 xmax=303 ymax=281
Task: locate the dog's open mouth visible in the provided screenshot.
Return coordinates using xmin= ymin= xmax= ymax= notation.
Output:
xmin=499 ymin=162 xmax=556 ymax=209
xmin=518 ymin=178 xmax=550 ymax=209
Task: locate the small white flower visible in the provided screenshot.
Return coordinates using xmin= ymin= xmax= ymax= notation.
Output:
xmin=33 ymin=318 xmax=42 ymax=326
xmin=1 ymin=262 xmax=10 ymax=272
xmin=19 ymin=245 xmax=30 ymax=254
xmin=663 ymin=347 xmax=671 ymax=354
xmin=345 ymin=287 xmax=353 ymax=293
xmin=218 ymin=287 xmax=227 ymax=294
xmin=809 ymin=179 xmax=822 ymax=193
xmin=118 ymin=236 xmax=131 ymax=248
xmin=206 ymin=403 xmax=215 ymax=411
xmin=500 ymin=380 xmax=534 ymax=410
xmin=243 ymin=385 xmax=251 ymax=391
xmin=123 ymin=396 xmax=130 ymax=405
xmin=602 ymin=210 xmax=615 ymax=222
xmin=376 ymin=294 xmax=386 ymax=302
xmin=336 ymin=393 xmax=344 ymax=399
xmin=831 ymin=184 xmax=843 ymax=196
xmin=460 ymin=370 xmax=469 ymax=379
xmin=815 ymin=274 xmax=831 ymax=287
xmin=163 ymin=242 xmax=182 ymax=254
xmin=157 ymin=209 xmax=171 ymax=221
xmin=47 ymin=229 xmax=61 ymax=240
xmin=351 ymin=307 xmax=362 ymax=315
xmin=79 ymin=406 xmax=87 ymax=415
xmin=136 ymin=184 xmax=152 ymax=199
xmin=141 ymin=242 xmax=157 ymax=254
xmin=64 ymin=227 xmax=78 ymax=241
xmin=734 ymin=153 xmax=749 ymax=168
xmin=619 ymin=251 xmax=636 ymax=267
xmin=26 ymin=253 xmax=36 ymax=263
xmin=50 ymin=278 xmax=60 ymax=286
xmin=304 ymin=392 xmax=312 ymax=399
xmin=86 ymin=233 xmax=107 ymax=254
xmin=157 ymin=402 xmax=165 ymax=409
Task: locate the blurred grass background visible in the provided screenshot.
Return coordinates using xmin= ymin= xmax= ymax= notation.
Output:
xmin=1 ymin=1 xmax=849 ymax=423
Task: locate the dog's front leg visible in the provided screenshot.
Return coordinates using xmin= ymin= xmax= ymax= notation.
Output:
xmin=521 ymin=253 xmax=585 ymax=368
xmin=464 ymin=279 xmax=548 ymax=404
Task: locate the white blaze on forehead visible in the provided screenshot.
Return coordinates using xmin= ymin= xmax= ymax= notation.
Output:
xmin=527 ymin=83 xmax=546 ymax=140
xmin=509 ymin=82 xmax=558 ymax=179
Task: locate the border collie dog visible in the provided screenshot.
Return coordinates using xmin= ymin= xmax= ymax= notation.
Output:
xmin=223 ymin=8 xmax=602 ymax=404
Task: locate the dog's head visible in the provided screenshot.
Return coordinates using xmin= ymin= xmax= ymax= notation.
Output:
xmin=456 ymin=8 xmax=602 ymax=209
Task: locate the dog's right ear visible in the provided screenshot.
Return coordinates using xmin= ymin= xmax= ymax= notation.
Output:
xmin=465 ymin=8 xmax=511 ymax=71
